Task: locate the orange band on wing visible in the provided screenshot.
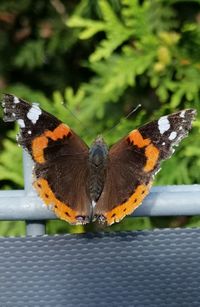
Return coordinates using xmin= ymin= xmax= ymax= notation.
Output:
xmin=144 ymin=144 xmax=159 ymax=172
xmin=32 ymin=136 xmax=48 ymax=163
xmin=105 ymin=183 xmax=152 ymax=225
xmin=128 ymin=130 xmax=151 ymax=148
xmin=32 ymin=123 xmax=70 ymax=163
xmin=45 ymin=124 xmax=70 ymax=141
xmin=128 ymin=129 xmax=159 ymax=173
xmin=34 ymin=177 xmax=77 ymax=224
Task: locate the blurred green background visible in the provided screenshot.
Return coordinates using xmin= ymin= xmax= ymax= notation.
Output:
xmin=0 ymin=0 xmax=200 ymax=236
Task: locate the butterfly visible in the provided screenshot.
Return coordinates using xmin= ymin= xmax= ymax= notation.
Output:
xmin=2 ymin=94 xmax=196 ymax=225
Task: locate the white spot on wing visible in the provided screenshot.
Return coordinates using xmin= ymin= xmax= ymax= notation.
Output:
xmin=179 ymin=126 xmax=183 ymax=130
xmin=169 ymin=131 xmax=177 ymax=140
xmin=158 ymin=116 xmax=170 ymax=134
xmin=14 ymin=96 xmax=19 ymax=104
xmin=17 ymin=119 xmax=25 ymax=128
xmin=162 ymin=142 xmax=165 ymax=145
xmin=28 ymin=130 xmax=32 ymax=135
xmin=180 ymin=110 xmax=186 ymax=118
xmin=27 ymin=104 xmax=42 ymax=124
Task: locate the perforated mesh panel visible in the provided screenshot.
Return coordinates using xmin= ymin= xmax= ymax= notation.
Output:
xmin=0 ymin=228 xmax=200 ymax=306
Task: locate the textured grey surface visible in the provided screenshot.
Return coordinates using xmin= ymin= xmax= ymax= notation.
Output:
xmin=0 ymin=228 xmax=200 ymax=307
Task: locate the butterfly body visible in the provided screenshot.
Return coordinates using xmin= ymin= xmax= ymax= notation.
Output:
xmin=88 ymin=135 xmax=108 ymax=205
xmin=2 ymin=94 xmax=196 ymax=225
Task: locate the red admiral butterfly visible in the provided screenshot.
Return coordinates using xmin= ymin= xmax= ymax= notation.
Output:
xmin=2 ymin=94 xmax=196 ymax=225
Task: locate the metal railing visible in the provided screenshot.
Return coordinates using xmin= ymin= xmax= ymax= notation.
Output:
xmin=0 ymin=151 xmax=200 ymax=236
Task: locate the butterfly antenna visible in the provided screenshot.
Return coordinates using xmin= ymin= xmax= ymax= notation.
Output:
xmin=104 ymin=104 xmax=141 ymax=136
xmin=61 ymin=102 xmax=89 ymax=132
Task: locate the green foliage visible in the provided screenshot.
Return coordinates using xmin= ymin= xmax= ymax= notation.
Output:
xmin=67 ymin=0 xmax=200 ymax=119
xmin=14 ymin=40 xmax=46 ymax=69
xmin=0 ymin=128 xmax=23 ymax=187
xmin=0 ymin=221 xmax=25 ymax=236
xmin=0 ymin=0 xmax=200 ymax=236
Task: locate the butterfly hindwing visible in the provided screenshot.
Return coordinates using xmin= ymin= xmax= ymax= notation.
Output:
xmin=94 ymin=109 xmax=196 ymax=225
xmin=2 ymin=94 xmax=91 ymax=224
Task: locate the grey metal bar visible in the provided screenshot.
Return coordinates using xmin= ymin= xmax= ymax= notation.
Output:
xmin=23 ymin=151 xmax=34 ymax=195
xmin=0 ymin=185 xmax=199 ymax=220
xmin=26 ymin=220 xmax=46 ymax=236
xmin=0 ymin=191 xmax=55 ymax=220
xmin=23 ymin=151 xmax=46 ymax=235
xmin=134 ymin=184 xmax=200 ymax=216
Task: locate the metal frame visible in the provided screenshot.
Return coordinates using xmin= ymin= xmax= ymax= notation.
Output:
xmin=0 ymin=151 xmax=199 ymax=235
